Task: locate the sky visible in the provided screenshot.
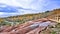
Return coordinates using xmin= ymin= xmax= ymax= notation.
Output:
xmin=0 ymin=0 xmax=60 ymax=18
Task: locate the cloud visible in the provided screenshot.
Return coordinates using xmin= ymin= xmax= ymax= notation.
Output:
xmin=0 ymin=12 xmax=21 ymax=18
xmin=0 ymin=0 xmax=60 ymax=11
xmin=0 ymin=0 xmax=60 ymax=17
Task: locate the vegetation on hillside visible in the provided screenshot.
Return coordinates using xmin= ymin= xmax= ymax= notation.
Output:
xmin=0 ymin=8 xmax=60 ymax=26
